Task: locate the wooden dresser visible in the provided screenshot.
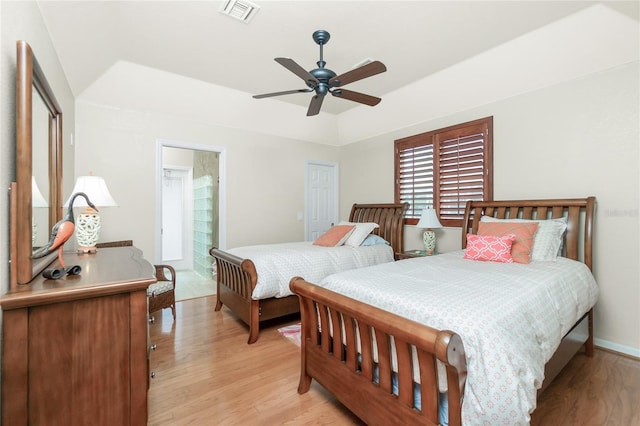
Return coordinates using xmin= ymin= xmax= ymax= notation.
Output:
xmin=1 ymin=246 xmax=156 ymax=425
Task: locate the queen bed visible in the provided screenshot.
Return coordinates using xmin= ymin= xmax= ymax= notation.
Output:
xmin=289 ymin=197 xmax=597 ymax=425
xmin=210 ymin=203 xmax=408 ymax=344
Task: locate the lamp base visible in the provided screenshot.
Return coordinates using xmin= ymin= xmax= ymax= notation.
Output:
xmin=75 ymin=208 xmax=101 ymax=251
xmin=423 ymin=229 xmax=436 ymax=256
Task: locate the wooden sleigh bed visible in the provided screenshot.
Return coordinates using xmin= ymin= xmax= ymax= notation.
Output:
xmin=290 ymin=197 xmax=596 ymax=425
xmin=210 ymin=203 xmax=408 ymax=344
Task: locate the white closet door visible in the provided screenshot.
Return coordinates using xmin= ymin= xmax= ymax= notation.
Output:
xmin=306 ymin=162 xmax=338 ymax=241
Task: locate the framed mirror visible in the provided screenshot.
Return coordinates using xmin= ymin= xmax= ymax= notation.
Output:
xmin=12 ymin=40 xmax=63 ymax=286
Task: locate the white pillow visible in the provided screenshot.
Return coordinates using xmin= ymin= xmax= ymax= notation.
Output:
xmin=480 ymin=216 xmax=567 ymax=261
xmin=361 ymin=234 xmax=390 ymax=246
xmin=338 ymin=221 xmax=380 ymax=247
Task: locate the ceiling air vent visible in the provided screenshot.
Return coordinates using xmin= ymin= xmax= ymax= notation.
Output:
xmin=219 ymin=0 xmax=260 ymax=23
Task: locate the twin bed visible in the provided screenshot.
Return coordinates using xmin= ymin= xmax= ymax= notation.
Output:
xmin=210 ymin=203 xmax=408 ymax=344
xmin=289 ymin=197 xmax=598 ymax=425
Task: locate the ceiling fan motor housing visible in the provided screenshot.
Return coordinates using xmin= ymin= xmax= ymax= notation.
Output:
xmin=309 ymin=68 xmax=336 ymax=96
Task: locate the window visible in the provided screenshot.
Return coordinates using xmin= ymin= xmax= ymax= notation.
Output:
xmin=394 ymin=117 xmax=493 ymax=227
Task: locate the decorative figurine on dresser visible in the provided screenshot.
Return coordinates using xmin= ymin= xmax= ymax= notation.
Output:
xmin=32 ymin=192 xmax=96 ymax=279
xmin=2 ymin=40 xmax=156 ymax=426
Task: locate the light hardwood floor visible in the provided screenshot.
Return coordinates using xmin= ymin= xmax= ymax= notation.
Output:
xmin=174 ymin=270 xmax=215 ymax=302
xmin=148 ymin=297 xmax=640 ymax=425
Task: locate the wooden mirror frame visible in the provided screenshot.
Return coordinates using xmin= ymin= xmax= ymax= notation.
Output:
xmin=11 ymin=40 xmax=63 ymax=287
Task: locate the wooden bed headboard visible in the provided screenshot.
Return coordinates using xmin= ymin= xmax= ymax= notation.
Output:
xmin=348 ymin=203 xmax=409 ymax=256
xmin=462 ymin=197 xmax=596 ymax=270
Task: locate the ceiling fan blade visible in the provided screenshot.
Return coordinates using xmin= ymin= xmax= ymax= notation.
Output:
xmin=306 ymin=95 xmax=325 ymax=116
xmin=329 ymin=60 xmax=387 ymax=87
xmin=253 ymin=88 xmax=313 ymax=99
xmin=275 ymin=58 xmax=319 ymax=87
xmin=332 ymin=89 xmax=381 ymax=106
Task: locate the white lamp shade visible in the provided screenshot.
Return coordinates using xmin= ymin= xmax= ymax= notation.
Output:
xmin=32 ymin=176 xmax=48 ymax=207
xmin=64 ymin=176 xmax=118 ymax=208
xmin=416 ymin=206 xmax=442 ymax=229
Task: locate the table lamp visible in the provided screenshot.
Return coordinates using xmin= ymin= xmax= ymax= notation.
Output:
xmin=416 ymin=206 xmax=442 ymax=255
xmin=64 ymin=175 xmax=118 ymax=253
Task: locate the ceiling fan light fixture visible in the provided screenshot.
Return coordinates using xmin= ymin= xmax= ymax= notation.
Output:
xmin=219 ymin=0 xmax=260 ymax=23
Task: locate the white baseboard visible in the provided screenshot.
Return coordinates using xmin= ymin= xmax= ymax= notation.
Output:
xmin=594 ymin=338 xmax=640 ymax=359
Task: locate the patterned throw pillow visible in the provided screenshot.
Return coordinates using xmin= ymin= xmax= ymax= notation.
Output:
xmin=313 ymin=225 xmax=355 ymax=247
xmin=477 ymin=221 xmax=539 ymax=264
xmin=464 ymin=233 xmax=516 ymax=263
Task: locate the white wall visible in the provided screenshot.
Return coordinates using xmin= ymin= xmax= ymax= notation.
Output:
xmin=79 ymin=60 xmax=341 ymax=146
xmin=0 ymin=1 xmax=76 ymax=296
xmin=75 ymin=101 xmax=340 ymax=260
xmin=337 ymin=4 xmax=638 ymax=146
xmin=340 ymin=62 xmax=640 ymax=356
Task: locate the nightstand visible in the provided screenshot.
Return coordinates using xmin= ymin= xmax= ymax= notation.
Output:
xmin=396 ymin=250 xmax=434 ymax=260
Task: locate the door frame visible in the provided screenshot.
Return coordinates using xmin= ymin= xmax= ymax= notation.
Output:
xmin=155 ymin=139 xmax=227 ymax=264
xmin=304 ymin=160 xmax=339 ymax=241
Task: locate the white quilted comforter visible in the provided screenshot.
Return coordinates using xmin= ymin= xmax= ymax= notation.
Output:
xmin=227 ymin=242 xmax=394 ymax=299
xmin=318 ymin=250 xmax=599 ymax=425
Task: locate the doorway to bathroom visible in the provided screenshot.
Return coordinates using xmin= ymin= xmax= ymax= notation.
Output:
xmin=156 ymin=140 xmax=226 ymax=299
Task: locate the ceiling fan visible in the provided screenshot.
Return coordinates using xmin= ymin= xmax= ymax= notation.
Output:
xmin=253 ymin=30 xmax=387 ymax=116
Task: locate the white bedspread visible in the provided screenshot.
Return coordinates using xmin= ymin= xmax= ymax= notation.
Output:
xmin=227 ymin=242 xmax=394 ymax=299
xmin=318 ymin=250 xmax=599 ymax=425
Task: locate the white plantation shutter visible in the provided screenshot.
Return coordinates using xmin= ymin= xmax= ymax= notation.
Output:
xmin=395 ymin=117 xmax=493 ymax=227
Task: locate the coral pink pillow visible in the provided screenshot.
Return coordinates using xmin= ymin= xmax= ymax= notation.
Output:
xmin=464 ymin=234 xmax=516 ymax=263
xmin=313 ymin=225 xmax=355 ymax=247
xmin=477 ymin=221 xmax=539 ymax=264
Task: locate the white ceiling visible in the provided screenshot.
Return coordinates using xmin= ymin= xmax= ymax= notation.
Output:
xmin=38 ymin=1 xmax=638 ymax=115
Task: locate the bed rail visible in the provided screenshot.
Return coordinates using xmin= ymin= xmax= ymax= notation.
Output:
xmin=290 ymin=277 xmax=467 ymax=426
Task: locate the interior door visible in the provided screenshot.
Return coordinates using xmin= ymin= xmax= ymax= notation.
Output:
xmin=306 ymin=161 xmax=338 ymax=241
xmin=161 ymin=167 xmax=193 ymax=270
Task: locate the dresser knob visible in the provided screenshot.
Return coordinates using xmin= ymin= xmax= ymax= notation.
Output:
xmin=148 ymin=316 xmax=155 ymax=324
xmin=151 ymin=344 xmax=157 ymax=351
xmin=151 ymin=371 xmax=156 ymax=379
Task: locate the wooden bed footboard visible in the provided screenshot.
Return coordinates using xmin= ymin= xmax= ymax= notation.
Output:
xmin=285 ymin=197 xmax=596 ymax=423
xmin=210 ymin=248 xmax=299 ymax=344
xmin=210 ymin=202 xmax=408 ymax=344
xmin=290 ymin=277 xmax=467 ymax=426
